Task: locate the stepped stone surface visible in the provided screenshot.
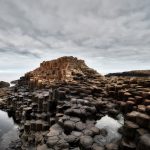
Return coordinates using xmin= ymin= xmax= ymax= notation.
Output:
xmin=0 ymin=56 xmax=150 ymax=150
xmin=25 ymin=56 xmax=101 ymax=87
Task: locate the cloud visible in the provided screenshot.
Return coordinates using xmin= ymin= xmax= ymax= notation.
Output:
xmin=0 ymin=0 xmax=150 ymax=78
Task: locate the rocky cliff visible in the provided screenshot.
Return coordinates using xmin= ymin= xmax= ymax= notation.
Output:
xmin=25 ymin=56 xmax=102 ymax=87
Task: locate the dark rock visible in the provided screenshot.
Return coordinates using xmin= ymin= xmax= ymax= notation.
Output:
xmin=92 ymin=143 xmax=104 ymax=150
xmin=136 ymin=113 xmax=150 ymax=128
xmin=0 ymin=81 xmax=10 ymax=88
xmin=75 ymin=121 xmax=86 ymax=131
xmin=137 ymin=134 xmax=150 ymax=150
xmin=46 ymin=136 xmax=59 ymax=148
xmin=124 ymin=121 xmax=139 ymax=139
xmin=105 ymin=143 xmax=119 ymax=150
xmin=120 ymin=139 xmax=136 ymax=150
xmin=64 ymin=120 xmax=75 ymax=131
xmin=80 ymin=135 xmax=93 ymax=149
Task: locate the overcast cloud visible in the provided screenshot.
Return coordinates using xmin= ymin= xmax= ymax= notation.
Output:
xmin=0 ymin=0 xmax=150 ymax=81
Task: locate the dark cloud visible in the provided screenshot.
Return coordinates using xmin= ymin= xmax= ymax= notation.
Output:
xmin=0 ymin=0 xmax=150 ymax=78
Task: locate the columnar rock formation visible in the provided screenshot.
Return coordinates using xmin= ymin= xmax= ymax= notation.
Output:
xmin=25 ymin=56 xmax=101 ymax=87
xmin=0 ymin=57 xmax=149 ymax=150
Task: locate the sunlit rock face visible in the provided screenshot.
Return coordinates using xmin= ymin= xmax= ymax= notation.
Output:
xmin=25 ymin=56 xmax=102 ymax=87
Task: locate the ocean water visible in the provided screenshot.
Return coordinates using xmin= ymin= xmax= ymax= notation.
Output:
xmin=0 ymin=110 xmax=19 ymax=150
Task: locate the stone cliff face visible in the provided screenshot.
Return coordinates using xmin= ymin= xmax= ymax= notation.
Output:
xmin=25 ymin=56 xmax=102 ymax=87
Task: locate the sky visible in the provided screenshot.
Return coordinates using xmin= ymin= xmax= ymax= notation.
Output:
xmin=0 ymin=0 xmax=150 ymax=82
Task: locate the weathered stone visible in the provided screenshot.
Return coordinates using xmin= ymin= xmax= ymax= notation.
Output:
xmin=75 ymin=122 xmax=86 ymax=131
xmin=46 ymin=136 xmax=59 ymax=148
xmin=138 ymin=105 xmax=146 ymax=113
xmin=64 ymin=120 xmax=75 ymax=131
xmin=83 ymin=129 xmax=93 ymax=136
xmin=80 ymin=136 xmax=93 ymax=149
xmin=36 ymin=120 xmax=43 ymax=131
xmin=30 ymin=120 xmax=36 ymax=131
xmin=90 ymin=127 xmax=100 ymax=135
xmin=105 ymin=143 xmax=119 ymax=150
xmin=124 ymin=121 xmax=139 ymax=139
xmin=136 ymin=113 xmax=150 ymax=128
xmin=137 ymin=134 xmax=150 ymax=150
xmin=146 ymin=105 xmax=150 ymax=115
xmin=92 ymin=143 xmax=104 ymax=150
xmin=65 ymin=134 xmax=78 ymax=144
xmin=57 ymin=139 xmax=69 ymax=149
xmin=120 ymin=139 xmax=136 ymax=150
xmin=37 ymin=144 xmax=48 ymax=150
xmin=42 ymin=122 xmax=49 ymax=131
xmin=135 ymin=96 xmax=143 ymax=104
xmin=24 ymin=121 xmax=30 ymax=133
xmin=126 ymin=111 xmax=139 ymax=122
xmin=71 ymin=131 xmax=83 ymax=137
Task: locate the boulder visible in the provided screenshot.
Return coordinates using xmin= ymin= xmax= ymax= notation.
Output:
xmin=137 ymin=134 xmax=150 ymax=150
xmin=0 ymin=81 xmax=10 ymax=88
xmin=80 ymin=135 xmax=93 ymax=149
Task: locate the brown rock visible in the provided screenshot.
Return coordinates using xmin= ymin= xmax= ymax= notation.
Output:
xmin=124 ymin=121 xmax=139 ymax=139
xmin=136 ymin=113 xmax=150 ymax=128
xmin=137 ymin=134 xmax=150 ymax=150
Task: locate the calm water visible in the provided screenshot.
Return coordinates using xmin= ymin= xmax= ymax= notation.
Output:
xmin=0 ymin=110 xmax=19 ymax=150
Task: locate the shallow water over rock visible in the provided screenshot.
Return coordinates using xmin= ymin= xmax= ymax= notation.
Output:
xmin=95 ymin=114 xmax=124 ymax=146
xmin=0 ymin=110 xmax=19 ymax=150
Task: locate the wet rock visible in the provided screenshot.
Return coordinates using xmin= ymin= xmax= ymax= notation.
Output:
xmin=30 ymin=120 xmax=36 ymax=131
xmin=146 ymin=105 xmax=150 ymax=115
xmin=24 ymin=121 xmax=30 ymax=133
xmin=64 ymin=120 xmax=75 ymax=131
xmin=93 ymin=135 xmax=107 ymax=146
xmin=65 ymin=134 xmax=78 ymax=144
xmin=71 ymin=131 xmax=83 ymax=138
xmin=92 ymin=143 xmax=104 ymax=150
xmin=136 ymin=113 xmax=150 ymax=128
xmin=36 ymin=120 xmax=43 ymax=131
xmin=126 ymin=111 xmax=139 ymax=122
xmin=137 ymin=134 xmax=150 ymax=150
xmin=105 ymin=143 xmax=119 ymax=150
xmin=83 ymin=129 xmax=93 ymax=136
xmin=138 ymin=105 xmax=146 ymax=113
xmin=37 ymin=144 xmax=48 ymax=150
xmin=57 ymin=139 xmax=69 ymax=149
xmin=124 ymin=121 xmax=139 ymax=139
xmin=46 ymin=136 xmax=59 ymax=148
xmin=120 ymin=139 xmax=136 ymax=150
xmin=80 ymin=135 xmax=93 ymax=149
xmin=75 ymin=121 xmax=86 ymax=131
xmin=91 ymin=127 xmax=100 ymax=135
xmin=135 ymin=128 xmax=149 ymax=142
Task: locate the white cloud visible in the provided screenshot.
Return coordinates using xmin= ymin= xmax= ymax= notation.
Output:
xmin=0 ymin=0 xmax=150 ymax=80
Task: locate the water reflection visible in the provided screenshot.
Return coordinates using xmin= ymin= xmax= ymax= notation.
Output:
xmin=0 ymin=110 xmax=19 ymax=150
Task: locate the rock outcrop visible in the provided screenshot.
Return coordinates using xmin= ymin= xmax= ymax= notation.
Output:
xmin=0 ymin=56 xmax=149 ymax=150
xmin=0 ymin=81 xmax=10 ymax=88
xmin=25 ymin=56 xmax=102 ymax=87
